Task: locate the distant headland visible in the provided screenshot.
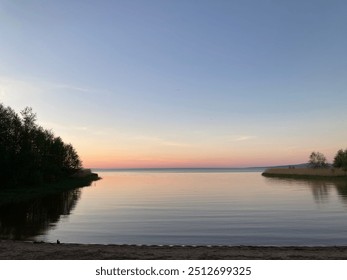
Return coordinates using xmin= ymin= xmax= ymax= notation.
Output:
xmin=262 ymin=167 xmax=347 ymax=179
xmin=263 ymin=150 xmax=347 ymax=179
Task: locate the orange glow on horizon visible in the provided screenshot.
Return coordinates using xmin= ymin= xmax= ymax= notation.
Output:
xmin=77 ymin=142 xmax=319 ymax=169
xmin=81 ymin=155 xmax=308 ymax=169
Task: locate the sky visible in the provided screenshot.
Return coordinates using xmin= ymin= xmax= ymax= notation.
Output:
xmin=1 ymin=0 xmax=346 ymax=168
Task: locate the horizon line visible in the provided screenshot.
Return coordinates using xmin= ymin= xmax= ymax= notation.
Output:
xmin=88 ymin=164 xmax=307 ymax=170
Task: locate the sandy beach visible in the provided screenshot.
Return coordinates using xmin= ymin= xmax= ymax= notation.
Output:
xmin=1 ymin=240 xmax=347 ymax=260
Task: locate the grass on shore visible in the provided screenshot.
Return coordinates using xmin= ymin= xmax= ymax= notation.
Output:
xmin=262 ymin=167 xmax=347 ymax=180
xmin=0 ymin=173 xmax=100 ymax=206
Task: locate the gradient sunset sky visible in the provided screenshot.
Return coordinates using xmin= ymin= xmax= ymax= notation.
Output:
xmin=1 ymin=0 xmax=346 ymax=168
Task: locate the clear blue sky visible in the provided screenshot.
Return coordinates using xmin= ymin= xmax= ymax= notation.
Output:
xmin=1 ymin=0 xmax=346 ymax=167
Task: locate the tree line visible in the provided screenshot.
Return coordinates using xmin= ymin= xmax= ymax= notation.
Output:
xmin=309 ymin=150 xmax=347 ymax=171
xmin=0 ymin=103 xmax=82 ymax=188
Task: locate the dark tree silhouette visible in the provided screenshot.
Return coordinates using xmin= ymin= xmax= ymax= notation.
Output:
xmin=308 ymin=151 xmax=328 ymax=168
xmin=0 ymin=103 xmax=82 ymax=188
xmin=333 ymin=149 xmax=347 ymax=174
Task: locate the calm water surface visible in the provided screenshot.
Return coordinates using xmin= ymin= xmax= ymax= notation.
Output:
xmin=1 ymin=169 xmax=347 ymax=245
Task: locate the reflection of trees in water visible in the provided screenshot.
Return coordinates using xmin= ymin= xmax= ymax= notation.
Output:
xmin=307 ymin=181 xmax=331 ymax=203
xmin=265 ymin=177 xmax=347 ymax=205
xmin=0 ymin=188 xmax=81 ymax=240
xmin=333 ymin=181 xmax=347 ymax=204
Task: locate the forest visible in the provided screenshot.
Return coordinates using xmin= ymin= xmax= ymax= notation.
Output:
xmin=0 ymin=103 xmax=82 ymax=188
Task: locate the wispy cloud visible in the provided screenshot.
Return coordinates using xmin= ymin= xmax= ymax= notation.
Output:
xmin=0 ymin=76 xmax=43 ymax=95
xmin=230 ymin=135 xmax=257 ymax=142
xmin=0 ymin=75 xmax=104 ymax=97
xmin=52 ymin=84 xmax=94 ymax=93
xmin=41 ymin=121 xmax=89 ymax=132
xmin=133 ymin=135 xmax=190 ymax=147
xmin=160 ymin=140 xmax=190 ymax=147
xmin=0 ymin=76 xmax=45 ymax=107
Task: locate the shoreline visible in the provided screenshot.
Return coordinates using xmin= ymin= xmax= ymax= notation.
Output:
xmin=262 ymin=167 xmax=347 ymax=179
xmin=1 ymin=240 xmax=347 ymax=259
xmin=0 ymin=172 xmax=100 ymax=206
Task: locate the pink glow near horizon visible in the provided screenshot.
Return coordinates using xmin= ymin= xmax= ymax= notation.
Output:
xmin=82 ymin=155 xmax=310 ymax=169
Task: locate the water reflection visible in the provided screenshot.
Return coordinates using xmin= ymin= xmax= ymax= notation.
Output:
xmin=264 ymin=176 xmax=347 ymax=204
xmin=0 ymin=188 xmax=81 ymax=240
xmin=2 ymin=171 xmax=347 ymax=245
xmin=334 ymin=182 xmax=347 ymax=204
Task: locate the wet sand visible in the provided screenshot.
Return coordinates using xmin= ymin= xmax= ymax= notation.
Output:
xmin=1 ymin=240 xmax=347 ymax=259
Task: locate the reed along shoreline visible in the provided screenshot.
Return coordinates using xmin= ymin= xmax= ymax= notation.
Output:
xmin=262 ymin=167 xmax=347 ymax=179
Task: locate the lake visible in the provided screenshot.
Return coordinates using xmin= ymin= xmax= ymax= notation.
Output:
xmin=1 ymin=169 xmax=347 ymax=246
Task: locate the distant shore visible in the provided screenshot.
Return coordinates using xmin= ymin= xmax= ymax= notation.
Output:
xmin=1 ymin=240 xmax=347 ymax=260
xmin=262 ymin=167 xmax=347 ymax=179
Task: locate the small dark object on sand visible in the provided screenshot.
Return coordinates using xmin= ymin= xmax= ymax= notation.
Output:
xmin=57 ymin=240 xmax=60 ymax=244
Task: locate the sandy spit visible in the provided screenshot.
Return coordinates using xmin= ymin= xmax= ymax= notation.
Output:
xmin=1 ymin=240 xmax=347 ymax=260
